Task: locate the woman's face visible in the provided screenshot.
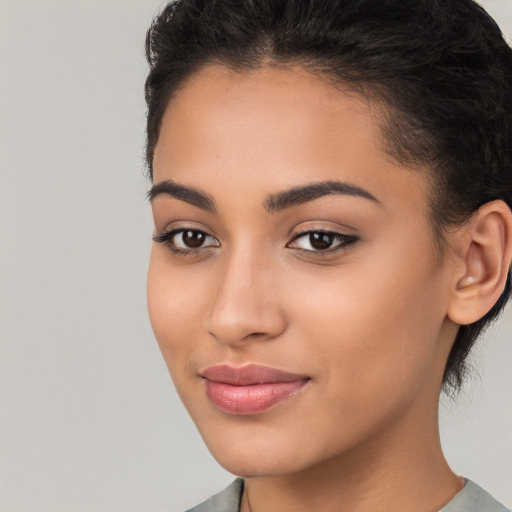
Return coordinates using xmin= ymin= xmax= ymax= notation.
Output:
xmin=147 ymin=64 xmax=459 ymax=477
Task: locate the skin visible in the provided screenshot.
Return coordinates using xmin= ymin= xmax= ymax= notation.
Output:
xmin=147 ymin=64 xmax=512 ymax=511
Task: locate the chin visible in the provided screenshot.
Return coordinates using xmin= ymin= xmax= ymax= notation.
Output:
xmin=196 ymin=421 xmax=328 ymax=478
xmin=212 ymin=449 xmax=305 ymax=479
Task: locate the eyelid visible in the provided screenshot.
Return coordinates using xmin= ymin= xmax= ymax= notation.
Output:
xmin=152 ymin=224 xmax=359 ymax=257
xmin=286 ymin=227 xmax=359 ymax=253
xmin=152 ymin=227 xmax=218 ymax=244
xmin=153 ymin=226 xmax=220 ymax=256
xmin=288 ymin=223 xmax=358 ymax=240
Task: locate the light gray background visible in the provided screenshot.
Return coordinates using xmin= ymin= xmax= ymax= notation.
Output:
xmin=0 ymin=1 xmax=510 ymax=511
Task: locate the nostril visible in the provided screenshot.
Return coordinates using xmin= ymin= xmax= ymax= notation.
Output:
xmin=207 ymin=330 xmax=270 ymax=344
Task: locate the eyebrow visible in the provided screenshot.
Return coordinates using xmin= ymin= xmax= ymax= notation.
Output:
xmin=147 ymin=179 xmax=380 ymax=213
xmin=147 ymin=180 xmax=216 ymax=212
xmin=265 ymin=180 xmax=380 ymax=212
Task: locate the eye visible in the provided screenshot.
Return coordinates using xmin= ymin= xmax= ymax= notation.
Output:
xmin=287 ymin=230 xmax=358 ymax=252
xmin=171 ymin=229 xmax=216 ymax=249
xmin=153 ymin=228 xmax=220 ymax=255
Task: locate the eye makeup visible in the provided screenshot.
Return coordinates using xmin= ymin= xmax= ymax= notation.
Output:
xmin=287 ymin=228 xmax=359 ymax=254
xmin=153 ymin=226 xmax=359 ymax=258
xmin=153 ymin=228 xmax=220 ymax=256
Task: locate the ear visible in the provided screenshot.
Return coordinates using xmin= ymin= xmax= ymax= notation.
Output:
xmin=448 ymin=200 xmax=512 ymax=326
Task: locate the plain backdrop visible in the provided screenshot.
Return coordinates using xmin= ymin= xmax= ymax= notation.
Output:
xmin=0 ymin=1 xmax=511 ymax=511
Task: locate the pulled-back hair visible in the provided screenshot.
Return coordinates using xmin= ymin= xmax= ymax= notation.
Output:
xmin=144 ymin=0 xmax=512 ymax=391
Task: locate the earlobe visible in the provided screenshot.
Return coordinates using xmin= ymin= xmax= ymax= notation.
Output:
xmin=448 ymin=200 xmax=512 ymax=326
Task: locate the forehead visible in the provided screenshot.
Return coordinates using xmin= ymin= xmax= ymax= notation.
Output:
xmin=155 ymin=64 xmax=385 ymax=173
xmin=153 ymin=63 xmax=431 ymax=223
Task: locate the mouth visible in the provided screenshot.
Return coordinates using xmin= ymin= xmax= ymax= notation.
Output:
xmin=201 ymin=364 xmax=310 ymax=415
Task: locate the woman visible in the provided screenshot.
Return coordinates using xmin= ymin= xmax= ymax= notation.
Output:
xmin=144 ymin=0 xmax=512 ymax=510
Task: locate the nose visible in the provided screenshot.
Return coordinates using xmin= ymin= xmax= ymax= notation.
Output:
xmin=203 ymin=248 xmax=287 ymax=347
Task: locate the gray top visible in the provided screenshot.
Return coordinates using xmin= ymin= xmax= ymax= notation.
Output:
xmin=186 ymin=478 xmax=511 ymax=512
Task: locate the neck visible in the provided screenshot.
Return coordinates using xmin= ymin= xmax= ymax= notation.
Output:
xmin=241 ymin=401 xmax=463 ymax=512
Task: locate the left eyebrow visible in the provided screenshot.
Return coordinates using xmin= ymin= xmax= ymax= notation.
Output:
xmin=264 ymin=180 xmax=381 ymax=212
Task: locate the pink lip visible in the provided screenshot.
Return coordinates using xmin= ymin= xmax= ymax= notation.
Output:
xmin=201 ymin=364 xmax=310 ymax=415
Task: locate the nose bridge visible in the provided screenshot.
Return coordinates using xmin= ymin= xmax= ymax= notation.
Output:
xmin=204 ymin=241 xmax=285 ymax=345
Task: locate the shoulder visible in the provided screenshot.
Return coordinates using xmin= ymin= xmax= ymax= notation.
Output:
xmin=441 ymin=479 xmax=511 ymax=512
xmin=185 ymin=479 xmax=244 ymax=512
xmin=183 ymin=478 xmax=510 ymax=512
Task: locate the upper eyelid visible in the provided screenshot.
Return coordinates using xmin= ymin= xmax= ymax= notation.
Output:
xmin=288 ymin=231 xmax=357 ymax=243
xmin=288 ymin=226 xmax=356 ymax=241
xmin=153 ymin=227 xmax=219 ymax=242
xmin=291 ymin=227 xmax=345 ymax=236
xmin=289 ymin=218 xmax=358 ymax=234
xmin=153 ymin=226 xmax=358 ymax=249
xmin=154 ymin=222 xmax=218 ymax=238
xmin=286 ymin=229 xmax=359 ymax=253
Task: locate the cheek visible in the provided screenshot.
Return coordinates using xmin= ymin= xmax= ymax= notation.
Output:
xmin=286 ymin=245 xmax=446 ymax=402
xmin=146 ymin=249 xmax=207 ymax=376
xmin=267 ymin=264 xmax=444 ymax=458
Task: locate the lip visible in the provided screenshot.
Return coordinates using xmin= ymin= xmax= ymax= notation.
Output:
xmin=201 ymin=364 xmax=310 ymax=415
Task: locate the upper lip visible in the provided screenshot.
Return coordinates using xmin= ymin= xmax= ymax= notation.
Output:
xmin=201 ymin=364 xmax=310 ymax=386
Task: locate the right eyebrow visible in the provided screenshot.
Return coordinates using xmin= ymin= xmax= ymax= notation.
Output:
xmin=147 ymin=180 xmax=216 ymax=212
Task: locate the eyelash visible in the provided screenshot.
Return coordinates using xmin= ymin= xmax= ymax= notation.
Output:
xmin=152 ymin=228 xmax=219 ymax=257
xmin=153 ymin=227 xmax=359 ymax=257
xmin=287 ymin=228 xmax=359 ymax=254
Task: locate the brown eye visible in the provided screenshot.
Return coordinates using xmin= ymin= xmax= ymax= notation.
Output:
xmin=170 ymin=229 xmax=220 ymax=250
xmin=182 ymin=230 xmax=206 ymax=248
xmin=287 ymin=230 xmax=359 ymax=253
xmin=152 ymin=228 xmax=220 ymax=254
xmin=309 ymin=232 xmax=334 ymax=250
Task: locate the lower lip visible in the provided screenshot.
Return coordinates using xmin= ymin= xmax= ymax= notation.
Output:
xmin=204 ymin=379 xmax=308 ymax=415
